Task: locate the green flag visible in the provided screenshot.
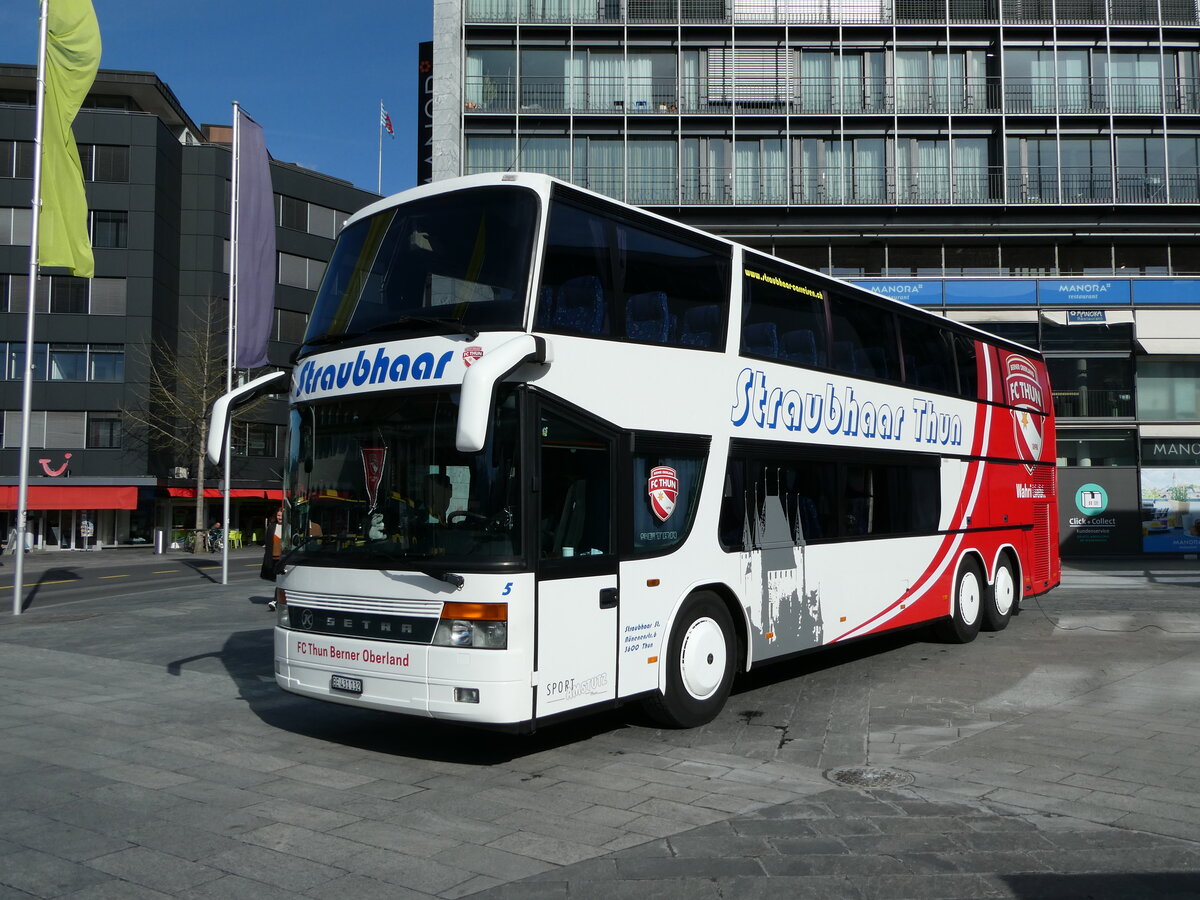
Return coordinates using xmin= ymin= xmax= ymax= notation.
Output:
xmin=38 ymin=0 xmax=101 ymax=278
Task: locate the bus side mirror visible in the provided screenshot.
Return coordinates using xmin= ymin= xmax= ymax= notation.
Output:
xmin=456 ymin=335 xmax=551 ymax=453
xmin=207 ymin=369 xmax=291 ymax=465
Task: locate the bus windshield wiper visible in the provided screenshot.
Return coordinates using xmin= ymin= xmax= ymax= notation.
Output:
xmin=367 ymin=548 xmax=464 ymax=589
xmin=296 ymin=331 xmax=369 ymax=356
xmin=363 ymin=316 xmax=480 ymax=340
xmin=298 ymin=316 xmax=478 ymax=358
xmin=420 ymin=568 xmax=464 ymax=590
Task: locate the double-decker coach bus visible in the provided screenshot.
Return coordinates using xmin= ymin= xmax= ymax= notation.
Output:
xmin=210 ymin=173 xmax=1059 ymax=731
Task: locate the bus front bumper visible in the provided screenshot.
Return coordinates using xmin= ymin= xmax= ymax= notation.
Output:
xmin=274 ymin=627 xmax=532 ymax=724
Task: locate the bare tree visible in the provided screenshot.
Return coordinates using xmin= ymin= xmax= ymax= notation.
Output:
xmin=122 ymin=299 xmax=265 ymax=547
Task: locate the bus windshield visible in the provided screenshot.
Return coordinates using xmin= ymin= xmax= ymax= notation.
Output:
xmin=303 ymin=186 xmax=538 ymax=350
xmin=283 ymin=388 xmax=522 ymax=569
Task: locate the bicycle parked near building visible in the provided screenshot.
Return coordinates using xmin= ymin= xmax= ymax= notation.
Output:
xmin=206 ymin=526 xmax=224 ymax=553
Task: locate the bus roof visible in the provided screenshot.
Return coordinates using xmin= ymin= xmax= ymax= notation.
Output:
xmin=347 ymin=172 xmax=1043 ymax=359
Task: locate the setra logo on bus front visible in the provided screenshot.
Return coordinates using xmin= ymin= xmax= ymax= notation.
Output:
xmin=648 ymin=466 xmax=679 ymax=522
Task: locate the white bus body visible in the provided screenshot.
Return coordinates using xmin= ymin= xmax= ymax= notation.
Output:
xmin=213 ymin=173 xmax=1059 ymax=731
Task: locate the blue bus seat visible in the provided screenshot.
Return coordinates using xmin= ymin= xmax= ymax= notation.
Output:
xmin=679 ymin=304 xmax=721 ymax=348
xmin=742 ymin=321 xmax=779 ymax=358
xmin=552 ymin=275 xmax=605 ymax=334
xmin=855 ymin=346 xmax=886 ymax=378
xmin=780 ymin=328 xmax=818 ymax=365
xmin=832 ymin=340 xmax=857 ymax=372
xmin=625 ymin=291 xmax=671 ymax=343
xmin=534 ymin=285 xmax=556 ymax=329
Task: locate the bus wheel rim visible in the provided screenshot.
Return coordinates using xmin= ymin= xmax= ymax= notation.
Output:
xmin=959 ymin=571 xmax=981 ymax=626
xmin=994 ymin=565 xmax=1015 ymax=616
xmin=679 ymin=616 xmax=727 ymax=701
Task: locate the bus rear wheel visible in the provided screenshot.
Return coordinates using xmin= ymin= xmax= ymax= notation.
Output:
xmin=935 ymin=558 xmax=983 ymax=644
xmin=983 ymin=556 xmax=1018 ymax=632
xmin=643 ymin=592 xmax=734 ymax=728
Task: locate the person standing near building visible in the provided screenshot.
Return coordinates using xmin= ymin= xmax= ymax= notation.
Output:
xmin=264 ymin=508 xmax=283 ymax=607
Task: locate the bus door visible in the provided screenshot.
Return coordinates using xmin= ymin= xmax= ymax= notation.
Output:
xmin=534 ymin=405 xmax=618 ymax=719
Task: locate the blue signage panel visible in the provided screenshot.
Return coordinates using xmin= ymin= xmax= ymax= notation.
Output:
xmin=1132 ymin=279 xmax=1200 ymax=305
xmin=851 ymin=280 xmax=943 ymax=305
xmin=1038 ymin=279 xmax=1131 ymax=305
xmin=1067 ymin=309 xmax=1107 ymax=324
xmin=944 ymin=280 xmax=1037 ymax=305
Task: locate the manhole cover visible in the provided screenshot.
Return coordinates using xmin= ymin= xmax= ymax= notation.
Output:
xmin=824 ymin=766 xmax=914 ymax=789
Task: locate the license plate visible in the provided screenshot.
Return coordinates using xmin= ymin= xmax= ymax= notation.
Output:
xmin=330 ymin=674 xmax=363 ymax=694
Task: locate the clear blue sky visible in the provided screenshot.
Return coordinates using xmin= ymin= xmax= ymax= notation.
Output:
xmin=0 ymin=1 xmax=433 ymax=196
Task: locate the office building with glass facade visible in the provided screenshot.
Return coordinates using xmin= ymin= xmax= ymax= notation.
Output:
xmin=0 ymin=66 xmax=377 ymax=548
xmin=435 ymin=0 xmax=1200 ymax=555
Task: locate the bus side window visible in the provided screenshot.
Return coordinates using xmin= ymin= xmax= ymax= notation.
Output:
xmin=540 ymin=411 xmax=611 ymax=559
xmin=631 ymin=449 xmax=706 ymax=556
xmin=722 ymin=450 xmax=933 ymax=547
xmin=898 ymin=315 xmax=956 ymax=393
xmin=828 ymin=290 xmax=898 ymax=380
xmin=719 ymin=463 xmax=748 ymax=550
xmin=955 ymin=334 xmax=979 ymax=398
xmin=840 ymin=460 xmax=940 ymax=537
xmin=539 ymin=201 xmax=611 ymax=337
xmin=542 ymin=189 xmax=729 ymax=348
xmin=741 ymin=256 xmax=829 ymax=367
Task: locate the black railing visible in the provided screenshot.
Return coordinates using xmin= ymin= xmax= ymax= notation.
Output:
xmin=464 ymin=0 xmax=1198 ymax=22
xmin=1052 ymin=390 xmax=1135 ymax=418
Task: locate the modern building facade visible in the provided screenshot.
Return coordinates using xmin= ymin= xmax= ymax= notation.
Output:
xmin=0 ymin=66 xmax=376 ymax=549
xmin=435 ymin=0 xmax=1200 ymax=556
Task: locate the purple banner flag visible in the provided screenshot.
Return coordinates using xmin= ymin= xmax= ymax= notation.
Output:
xmin=233 ymin=108 xmax=275 ymax=369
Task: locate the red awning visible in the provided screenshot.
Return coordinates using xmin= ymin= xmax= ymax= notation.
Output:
xmin=167 ymin=488 xmax=284 ymax=500
xmin=0 ymin=485 xmax=138 ymax=510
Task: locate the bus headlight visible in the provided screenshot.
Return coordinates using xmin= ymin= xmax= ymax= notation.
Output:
xmin=432 ymin=602 xmax=507 ymax=649
xmin=275 ymin=588 xmax=289 ymax=627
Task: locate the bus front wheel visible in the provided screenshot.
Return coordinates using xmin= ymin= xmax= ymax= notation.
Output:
xmin=935 ymin=558 xmax=983 ymax=644
xmin=643 ymin=592 xmax=734 ymax=728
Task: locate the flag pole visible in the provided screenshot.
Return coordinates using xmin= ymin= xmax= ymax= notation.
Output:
xmin=221 ymin=102 xmax=240 ymax=586
xmin=13 ymin=2 xmax=51 ymax=615
xmin=377 ymin=99 xmax=383 ymax=195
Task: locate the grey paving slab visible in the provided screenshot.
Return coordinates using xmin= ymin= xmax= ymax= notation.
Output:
xmin=85 ymin=846 xmax=225 ymax=894
xmin=0 ymin=847 xmax=114 ymax=897
xmin=1 ymin=557 xmax=1199 ymax=898
xmin=60 ymin=882 xmax=176 ymax=900
xmin=201 ymin=843 xmax=346 ymax=893
xmin=8 ymin=820 xmax=133 ymax=863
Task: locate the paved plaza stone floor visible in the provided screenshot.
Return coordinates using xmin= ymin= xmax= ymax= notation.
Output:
xmin=0 ymin=550 xmax=1198 ymax=898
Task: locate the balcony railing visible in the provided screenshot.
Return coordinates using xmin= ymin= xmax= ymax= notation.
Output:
xmin=1006 ymin=168 xmax=1113 ymax=203
xmin=465 ymin=0 xmax=897 ymax=23
xmin=1166 ymin=79 xmax=1200 ymax=113
xmin=458 ymin=74 xmax=1200 ymax=118
xmin=464 ymin=0 xmax=1199 ymax=22
xmin=1052 ymin=390 xmax=1135 ymax=418
xmin=893 ymin=77 xmax=1003 ymax=114
xmin=629 ymin=0 xmax=729 ymax=21
xmin=469 ymin=75 xmax=1015 ymax=116
xmin=467 ymin=158 xmax=1200 ymax=206
xmin=1115 ymin=171 xmax=1167 ymax=204
xmin=1005 ymin=77 xmax=1182 ymax=115
xmin=466 ymin=73 xmax=1200 ymax=119
xmin=731 ymin=0 xmax=894 ymax=22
